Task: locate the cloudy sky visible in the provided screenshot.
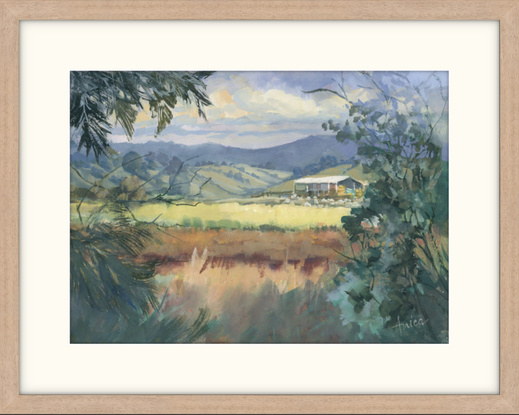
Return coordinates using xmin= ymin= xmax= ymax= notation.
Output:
xmin=108 ymin=71 xmax=448 ymax=149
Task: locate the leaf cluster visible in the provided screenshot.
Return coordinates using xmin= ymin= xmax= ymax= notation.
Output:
xmin=70 ymin=71 xmax=214 ymax=160
xmin=70 ymin=222 xmax=158 ymax=321
xmin=309 ymin=72 xmax=449 ymax=342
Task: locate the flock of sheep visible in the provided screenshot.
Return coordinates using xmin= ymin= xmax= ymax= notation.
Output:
xmin=281 ymin=194 xmax=353 ymax=208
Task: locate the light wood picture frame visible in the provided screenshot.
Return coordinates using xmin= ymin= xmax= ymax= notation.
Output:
xmin=1 ymin=1 xmax=517 ymax=413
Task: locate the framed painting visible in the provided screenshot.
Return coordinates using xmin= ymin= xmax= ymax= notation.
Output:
xmin=1 ymin=1 xmax=517 ymax=413
xmin=69 ymin=69 xmax=449 ymax=345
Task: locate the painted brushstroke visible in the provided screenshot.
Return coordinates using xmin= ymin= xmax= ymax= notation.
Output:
xmin=70 ymin=71 xmax=449 ymax=343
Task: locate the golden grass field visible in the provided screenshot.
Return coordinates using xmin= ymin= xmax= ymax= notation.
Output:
xmin=71 ymin=200 xmax=351 ymax=229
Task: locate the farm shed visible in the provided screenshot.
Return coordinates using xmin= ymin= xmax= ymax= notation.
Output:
xmin=293 ymin=175 xmax=364 ymax=197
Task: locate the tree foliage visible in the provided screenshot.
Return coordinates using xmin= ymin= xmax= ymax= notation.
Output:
xmin=70 ymin=71 xmax=216 ymax=341
xmin=70 ymin=71 xmax=214 ymax=160
xmin=70 ymin=221 xmax=158 ymax=321
xmin=70 ymin=192 xmax=213 ymax=342
xmin=70 ymin=217 xmax=212 ymax=343
xmin=307 ymin=71 xmax=449 ymax=342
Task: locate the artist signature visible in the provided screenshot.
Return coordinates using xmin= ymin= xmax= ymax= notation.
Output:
xmin=392 ymin=316 xmax=428 ymax=335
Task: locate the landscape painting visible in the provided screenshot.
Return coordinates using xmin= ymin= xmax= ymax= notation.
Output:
xmin=70 ymin=71 xmax=448 ymax=343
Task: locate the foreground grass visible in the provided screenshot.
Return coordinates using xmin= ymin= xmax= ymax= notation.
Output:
xmin=139 ymin=227 xmax=350 ymax=343
xmin=71 ymin=224 xmax=351 ymax=343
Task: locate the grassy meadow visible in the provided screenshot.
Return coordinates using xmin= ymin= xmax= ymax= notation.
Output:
xmin=140 ymin=227 xmax=350 ymax=343
xmin=70 ymin=203 xmax=356 ymax=343
xmin=71 ymin=200 xmax=352 ymax=230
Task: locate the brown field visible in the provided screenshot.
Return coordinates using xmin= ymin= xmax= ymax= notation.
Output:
xmin=137 ymin=228 xmax=350 ymax=343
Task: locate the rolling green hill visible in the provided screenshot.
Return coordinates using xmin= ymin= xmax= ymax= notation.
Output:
xmin=71 ymin=159 xmax=291 ymax=201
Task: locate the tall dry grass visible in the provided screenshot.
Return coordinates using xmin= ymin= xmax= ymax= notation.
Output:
xmin=137 ymin=228 xmax=352 ymax=343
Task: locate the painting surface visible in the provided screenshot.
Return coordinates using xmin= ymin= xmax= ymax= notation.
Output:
xmin=70 ymin=71 xmax=449 ymax=343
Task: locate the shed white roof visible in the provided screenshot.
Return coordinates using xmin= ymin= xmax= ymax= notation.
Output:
xmin=294 ymin=175 xmax=350 ymax=184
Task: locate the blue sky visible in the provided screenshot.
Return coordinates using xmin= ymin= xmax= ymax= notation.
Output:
xmin=108 ymin=71 xmax=448 ymax=149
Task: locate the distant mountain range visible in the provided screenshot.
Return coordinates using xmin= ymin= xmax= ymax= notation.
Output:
xmin=70 ymin=135 xmax=360 ymax=201
xmin=102 ymin=135 xmax=358 ymax=172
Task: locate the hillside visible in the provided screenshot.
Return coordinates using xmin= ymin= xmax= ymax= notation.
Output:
xmin=70 ymin=155 xmax=291 ymax=201
xmin=186 ymin=164 xmax=291 ymax=199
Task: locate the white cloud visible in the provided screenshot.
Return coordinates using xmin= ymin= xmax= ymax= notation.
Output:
xmin=110 ymin=74 xmax=363 ymax=147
